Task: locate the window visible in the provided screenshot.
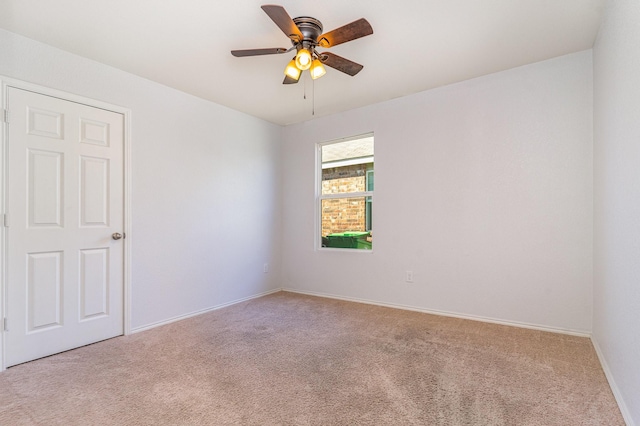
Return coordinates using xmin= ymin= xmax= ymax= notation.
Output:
xmin=318 ymin=134 xmax=374 ymax=250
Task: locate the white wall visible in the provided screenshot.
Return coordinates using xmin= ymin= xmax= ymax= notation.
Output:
xmin=282 ymin=51 xmax=594 ymax=333
xmin=2 ymin=19 xmax=634 ymax=421
xmin=593 ymin=0 xmax=640 ymax=423
xmin=0 ymin=29 xmax=283 ymax=330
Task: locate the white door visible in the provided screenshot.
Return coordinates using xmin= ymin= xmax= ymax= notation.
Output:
xmin=5 ymin=87 xmax=124 ymax=367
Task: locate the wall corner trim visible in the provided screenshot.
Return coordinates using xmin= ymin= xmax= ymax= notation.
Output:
xmin=591 ymin=336 xmax=636 ymax=426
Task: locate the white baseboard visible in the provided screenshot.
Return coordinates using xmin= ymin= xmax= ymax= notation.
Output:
xmin=130 ymin=288 xmax=282 ymax=334
xmin=591 ymin=337 xmax=635 ymax=426
xmin=282 ymin=288 xmax=591 ymax=337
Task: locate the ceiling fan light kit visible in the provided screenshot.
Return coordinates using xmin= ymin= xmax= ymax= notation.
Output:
xmin=284 ymin=59 xmax=302 ymax=81
xmin=295 ymin=48 xmax=313 ymax=70
xmin=231 ymin=4 xmax=373 ymax=84
xmin=310 ymin=59 xmax=326 ymax=80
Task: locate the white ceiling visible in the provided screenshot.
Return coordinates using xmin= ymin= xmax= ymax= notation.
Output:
xmin=0 ymin=0 xmax=604 ymax=125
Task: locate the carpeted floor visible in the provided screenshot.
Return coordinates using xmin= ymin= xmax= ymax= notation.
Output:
xmin=0 ymin=292 xmax=624 ymax=425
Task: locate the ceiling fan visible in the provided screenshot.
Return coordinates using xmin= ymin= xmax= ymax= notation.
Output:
xmin=231 ymin=5 xmax=373 ymax=84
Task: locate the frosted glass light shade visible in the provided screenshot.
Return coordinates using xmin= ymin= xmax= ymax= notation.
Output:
xmin=295 ymin=49 xmax=312 ymax=70
xmin=284 ymin=59 xmax=302 ymax=80
xmin=310 ymin=59 xmax=326 ymax=80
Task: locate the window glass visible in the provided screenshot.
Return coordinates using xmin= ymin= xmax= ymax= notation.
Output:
xmin=319 ymin=135 xmax=373 ymax=250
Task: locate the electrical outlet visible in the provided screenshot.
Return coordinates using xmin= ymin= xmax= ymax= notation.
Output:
xmin=405 ymin=270 xmax=414 ymax=283
xmin=263 ymin=263 xmax=269 ymax=273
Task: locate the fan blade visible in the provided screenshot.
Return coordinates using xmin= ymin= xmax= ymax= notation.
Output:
xmin=231 ymin=48 xmax=288 ymax=57
xmin=261 ymin=5 xmax=303 ymax=41
xmin=283 ymin=75 xmax=300 ymax=84
xmin=319 ymin=52 xmax=364 ymax=76
xmin=318 ymin=18 xmax=373 ymax=48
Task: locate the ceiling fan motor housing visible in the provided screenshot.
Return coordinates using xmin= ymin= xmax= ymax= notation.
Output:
xmin=292 ymin=16 xmax=323 ymax=48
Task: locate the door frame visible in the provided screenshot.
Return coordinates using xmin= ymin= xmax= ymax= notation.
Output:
xmin=0 ymin=76 xmax=132 ymax=371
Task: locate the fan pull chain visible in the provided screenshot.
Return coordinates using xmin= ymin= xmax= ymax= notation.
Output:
xmin=312 ymin=76 xmax=315 ymax=116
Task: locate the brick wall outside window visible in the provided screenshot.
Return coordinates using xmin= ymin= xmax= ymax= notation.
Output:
xmin=321 ymin=164 xmax=370 ymax=236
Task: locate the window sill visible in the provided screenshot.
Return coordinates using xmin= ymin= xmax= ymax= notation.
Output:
xmin=317 ymin=247 xmax=374 ymax=253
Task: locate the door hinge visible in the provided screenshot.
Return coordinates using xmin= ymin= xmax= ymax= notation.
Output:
xmin=2 ymin=109 xmax=8 ymax=123
xmin=2 ymin=213 xmax=7 ymax=227
xmin=3 ymin=318 xmax=7 ymax=332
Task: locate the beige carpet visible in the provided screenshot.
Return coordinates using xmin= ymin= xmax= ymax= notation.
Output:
xmin=0 ymin=292 xmax=624 ymax=425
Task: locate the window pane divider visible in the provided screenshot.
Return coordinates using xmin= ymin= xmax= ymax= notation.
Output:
xmin=319 ymin=191 xmax=373 ymax=200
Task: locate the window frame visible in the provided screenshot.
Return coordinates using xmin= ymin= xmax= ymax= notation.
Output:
xmin=365 ymin=169 xmax=374 ymax=232
xmin=316 ymin=132 xmax=374 ymax=252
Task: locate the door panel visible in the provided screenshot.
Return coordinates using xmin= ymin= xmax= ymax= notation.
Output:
xmin=80 ymin=156 xmax=109 ymax=227
xmin=27 ymin=251 xmax=63 ymax=332
xmin=6 ymin=87 xmax=124 ymax=367
xmin=79 ymin=248 xmax=109 ymax=320
xmin=27 ymin=107 xmax=64 ymax=139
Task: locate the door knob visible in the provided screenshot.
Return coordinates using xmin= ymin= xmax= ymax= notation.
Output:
xmin=112 ymin=232 xmax=123 ymax=240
